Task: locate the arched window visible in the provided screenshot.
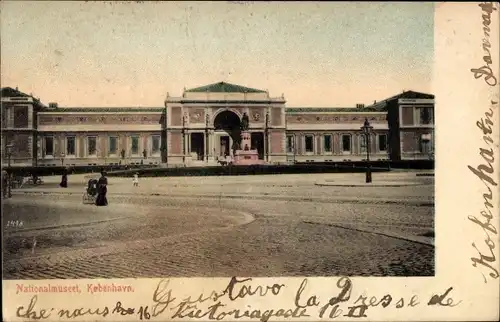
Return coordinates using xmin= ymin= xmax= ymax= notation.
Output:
xmin=213 ymin=110 xmax=241 ymax=131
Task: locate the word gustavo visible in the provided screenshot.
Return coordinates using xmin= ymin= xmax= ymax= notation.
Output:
xmin=87 ymin=283 xmax=134 ymax=294
xmin=468 ymin=100 xmax=499 ymax=283
xmin=470 ymin=2 xmax=498 ymax=86
xmin=16 ymin=284 xmax=81 ymax=295
xmin=152 ymin=277 xmax=292 ymax=321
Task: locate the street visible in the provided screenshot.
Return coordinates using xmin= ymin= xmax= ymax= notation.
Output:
xmin=2 ymin=171 xmax=434 ymax=279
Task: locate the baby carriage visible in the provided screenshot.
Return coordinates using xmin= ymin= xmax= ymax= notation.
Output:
xmin=82 ymin=179 xmax=99 ymax=204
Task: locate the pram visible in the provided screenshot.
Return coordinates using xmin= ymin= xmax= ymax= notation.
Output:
xmin=82 ymin=179 xmax=99 ymax=204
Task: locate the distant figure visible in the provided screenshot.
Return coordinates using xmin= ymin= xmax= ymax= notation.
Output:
xmin=2 ymin=170 xmax=8 ymax=198
xmin=95 ymin=171 xmax=108 ymax=206
xmin=133 ymin=172 xmax=139 ymax=187
xmin=59 ymin=169 xmax=68 ymax=188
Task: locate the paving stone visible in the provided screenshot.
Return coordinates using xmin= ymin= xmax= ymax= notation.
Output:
xmin=3 ymin=172 xmax=434 ymax=278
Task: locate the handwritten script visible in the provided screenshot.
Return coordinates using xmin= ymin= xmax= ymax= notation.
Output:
xmin=468 ymin=2 xmax=499 ymax=283
xmin=15 ymin=277 xmax=460 ymax=321
xmin=470 ymin=2 xmax=498 ymax=86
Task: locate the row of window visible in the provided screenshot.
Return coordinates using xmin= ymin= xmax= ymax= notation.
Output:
xmin=286 ymin=134 xmax=388 ymax=154
xmin=402 ymin=106 xmax=433 ymax=126
xmin=2 ymin=106 xmax=30 ymax=128
xmin=43 ymin=135 xmax=161 ymax=157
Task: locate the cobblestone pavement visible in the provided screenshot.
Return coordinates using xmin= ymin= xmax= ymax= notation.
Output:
xmin=3 ymin=172 xmax=434 ymax=279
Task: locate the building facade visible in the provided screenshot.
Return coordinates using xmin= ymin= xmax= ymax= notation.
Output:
xmin=1 ymin=82 xmax=435 ymax=167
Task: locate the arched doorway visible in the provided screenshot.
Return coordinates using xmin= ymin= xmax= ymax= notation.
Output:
xmin=213 ymin=110 xmax=241 ymax=156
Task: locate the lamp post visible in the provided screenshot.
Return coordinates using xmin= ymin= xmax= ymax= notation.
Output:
xmin=60 ymin=153 xmax=65 ymax=166
xmin=182 ymin=114 xmax=187 ymax=165
xmin=361 ymin=118 xmax=373 ymax=183
xmin=205 ymin=113 xmax=209 ymax=162
xmin=6 ymin=144 xmax=14 ymax=198
xmin=265 ymin=112 xmax=269 ymax=162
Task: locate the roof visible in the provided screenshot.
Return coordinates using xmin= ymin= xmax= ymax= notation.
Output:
xmin=1 ymin=87 xmax=48 ymax=109
xmin=43 ymin=107 xmax=164 ymax=113
xmin=185 ymin=81 xmax=266 ymax=93
xmin=1 ymin=87 xmax=32 ymax=98
xmin=367 ymin=90 xmax=435 ymax=109
xmin=286 ymin=107 xmax=381 ymax=113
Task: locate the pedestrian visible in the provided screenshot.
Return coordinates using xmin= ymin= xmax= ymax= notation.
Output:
xmin=95 ymin=171 xmax=108 ymax=206
xmin=133 ymin=172 xmax=139 ymax=187
xmin=59 ymin=168 xmax=68 ymax=188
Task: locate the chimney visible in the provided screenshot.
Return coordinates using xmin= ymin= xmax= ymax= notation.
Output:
xmin=356 ymin=104 xmax=365 ymax=109
xmin=48 ymin=102 xmax=58 ymax=109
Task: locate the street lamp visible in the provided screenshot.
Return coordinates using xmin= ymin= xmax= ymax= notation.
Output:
xmin=205 ymin=113 xmax=210 ymax=162
xmin=60 ymin=153 xmax=65 ymax=166
xmin=6 ymin=144 xmax=14 ymax=198
xmin=265 ymin=112 xmax=269 ymax=162
xmin=361 ymin=118 xmax=373 ymax=183
xmin=182 ymin=114 xmax=187 ymax=165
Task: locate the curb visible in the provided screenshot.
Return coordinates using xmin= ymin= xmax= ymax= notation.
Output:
xmin=303 ymin=221 xmax=434 ymax=247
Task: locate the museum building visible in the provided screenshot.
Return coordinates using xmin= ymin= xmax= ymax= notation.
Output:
xmin=1 ymin=82 xmax=435 ymax=167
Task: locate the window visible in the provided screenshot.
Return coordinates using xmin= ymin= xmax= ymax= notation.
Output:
xmin=1 ymin=109 xmax=7 ymax=128
xmin=378 ymin=134 xmax=388 ymax=151
xmin=152 ymin=135 xmax=160 ymax=154
xmin=13 ymin=106 xmax=29 ymax=128
xmin=360 ymin=135 xmax=367 ymax=153
xmin=342 ymin=135 xmax=351 ymax=152
xmin=66 ymin=137 xmax=76 ymax=155
xmin=87 ymin=136 xmax=97 ymax=156
xmin=305 ymin=135 xmax=314 ymax=153
xmin=286 ymin=135 xmax=294 ymax=153
xmin=401 ymin=107 xmax=414 ymax=126
xmin=323 ymin=135 xmax=332 ymax=153
xmin=417 ymin=107 xmax=433 ymax=125
xmin=44 ymin=137 xmax=54 ymax=156
xmin=131 ymin=136 xmax=139 ymax=155
xmin=419 ymin=134 xmax=432 ymax=153
xmin=109 ymin=137 xmax=118 ymax=155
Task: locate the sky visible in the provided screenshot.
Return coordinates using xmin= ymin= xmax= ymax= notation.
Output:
xmin=1 ymin=1 xmax=434 ymax=107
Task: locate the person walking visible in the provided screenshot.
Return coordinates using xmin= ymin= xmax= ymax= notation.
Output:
xmin=59 ymin=168 xmax=68 ymax=188
xmin=95 ymin=171 xmax=108 ymax=206
xmin=133 ymin=172 xmax=139 ymax=187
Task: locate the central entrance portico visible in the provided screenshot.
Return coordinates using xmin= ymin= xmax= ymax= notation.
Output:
xmin=164 ymin=81 xmax=287 ymax=166
xmin=213 ymin=109 xmax=242 ymax=157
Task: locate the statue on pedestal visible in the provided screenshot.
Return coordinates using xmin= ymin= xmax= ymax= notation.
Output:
xmin=241 ymin=113 xmax=249 ymax=131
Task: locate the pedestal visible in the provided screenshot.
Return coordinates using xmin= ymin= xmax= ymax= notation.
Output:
xmin=233 ymin=131 xmax=265 ymax=165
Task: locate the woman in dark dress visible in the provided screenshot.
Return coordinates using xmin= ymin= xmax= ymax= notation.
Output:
xmin=95 ymin=171 xmax=108 ymax=206
xmin=59 ymin=168 xmax=68 ymax=188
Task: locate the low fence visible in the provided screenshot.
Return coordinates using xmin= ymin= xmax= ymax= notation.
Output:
xmin=106 ymin=164 xmax=391 ymax=178
xmin=1 ymin=164 xmax=161 ymax=177
xmin=2 ymin=160 xmax=433 ymax=178
xmin=294 ymin=160 xmax=434 ymax=170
